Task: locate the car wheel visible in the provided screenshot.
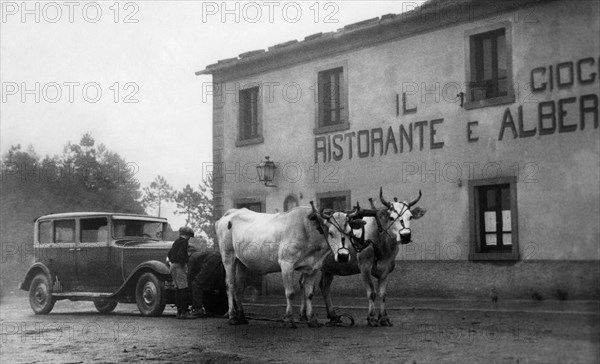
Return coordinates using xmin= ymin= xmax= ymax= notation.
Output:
xmin=135 ymin=272 xmax=166 ymax=316
xmin=93 ymin=300 xmax=118 ymax=314
xmin=29 ymin=273 xmax=55 ymax=314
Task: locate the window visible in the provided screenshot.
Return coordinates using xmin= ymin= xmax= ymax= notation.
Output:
xmin=54 ymin=219 xmax=75 ymax=244
xmin=81 ymin=217 xmax=108 ymax=243
xmin=283 ymin=195 xmax=299 ymax=212
xmin=317 ymin=190 xmax=351 ymax=211
xmin=465 ymin=22 xmax=514 ymax=109
xmin=235 ymin=198 xmax=265 ymax=213
xmin=237 ymin=86 xmax=263 ymax=146
xmin=112 ymin=220 xmax=165 ymax=239
xmin=469 ymin=178 xmax=519 ymax=260
xmin=38 ymin=221 xmax=52 ymax=244
xmin=315 ymin=62 xmax=349 ymax=134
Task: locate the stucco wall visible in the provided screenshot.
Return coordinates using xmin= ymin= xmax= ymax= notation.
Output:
xmin=214 ymin=0 xmax=599 ymax=262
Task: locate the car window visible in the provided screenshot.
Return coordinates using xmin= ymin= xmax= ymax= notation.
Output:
xmin=54 ymin=219 xmax=76 ymax=243
xmin=38 ymin=221 xmax=52 ymax=244
xmin=113 ymin=220 xmax=165 ymax=239
xmin=81 ymin=217 xmax=109 ymax=243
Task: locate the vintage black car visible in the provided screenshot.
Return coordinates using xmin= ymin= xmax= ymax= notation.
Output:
xmin=20 ymin=212 xmax=178 ymax=316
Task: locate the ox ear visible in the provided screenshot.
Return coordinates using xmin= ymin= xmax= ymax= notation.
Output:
xmin=349 ymin=219 xmax=366 ymax=229
xmin=411 ymin=207 xmax=427 ymax=219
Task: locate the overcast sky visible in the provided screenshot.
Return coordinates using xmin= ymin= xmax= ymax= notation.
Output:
xmin=1 ymin=0 xmax=422 ymax=227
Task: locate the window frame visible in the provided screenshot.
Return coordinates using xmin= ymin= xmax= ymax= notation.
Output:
xmin=236 ymin=84 xmax=264 ymax=147
xmin=317 ymin=190 xmax=351 ymax=211
xmin=234 ymin=197 xmax=266 ymax=213
xmin=464 ymin=21 xmax=515 ymax=110
xmin=468 ymin=177 xmax=519 ymax=261
xmin=314 ymin=61 xmax=350 ymax=135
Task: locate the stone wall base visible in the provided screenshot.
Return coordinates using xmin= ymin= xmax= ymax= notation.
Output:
xmin=255 ymin=260 xmax=600 ymax=300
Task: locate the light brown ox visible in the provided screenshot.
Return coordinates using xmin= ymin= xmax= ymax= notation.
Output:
xmin=302 ymin=188 xmax=426 ymax=327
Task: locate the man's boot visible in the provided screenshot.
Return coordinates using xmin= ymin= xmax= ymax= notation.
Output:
xmin=178 ymin=288 xmax=196 ymax=320
xmin=175 ymin=289 xmax=182 ymax=319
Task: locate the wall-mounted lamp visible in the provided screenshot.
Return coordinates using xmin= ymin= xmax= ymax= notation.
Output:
xmin=257 ymin=156 xmax=277 ymax=187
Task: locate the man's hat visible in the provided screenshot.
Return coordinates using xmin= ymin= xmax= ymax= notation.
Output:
xmin=179 ymin=226 xmax=195 ymax=237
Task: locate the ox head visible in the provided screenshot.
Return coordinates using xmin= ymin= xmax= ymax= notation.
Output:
xmin=379 ymin=187 xmax=426 ymax=244
xmin=309 ymin=202 xmax=363 ymax=263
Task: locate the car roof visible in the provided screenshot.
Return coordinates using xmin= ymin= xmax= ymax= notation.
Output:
xmin=35 ymin=212 xmax=168 ymax=222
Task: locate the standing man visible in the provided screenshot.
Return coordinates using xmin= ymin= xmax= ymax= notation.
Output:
xmin=168 ymin=226 xmax=196 ymax=319
xmin=188 ymin=250 xmax=228 ymax=317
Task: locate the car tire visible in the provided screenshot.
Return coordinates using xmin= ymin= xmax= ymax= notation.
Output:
xmin=29 ymin=273 xmax=55 ymax=314
xmin=93 ymin=300 xmax=118 ymax=314
xmin=135 ymin=272 xmax=166 ymax=317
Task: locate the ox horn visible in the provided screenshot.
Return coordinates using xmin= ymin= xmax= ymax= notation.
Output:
xmin=380 ymin=187 xmax=391 ymax=208
xmin=368 ymin=198 xmax=376 ymax=209
xmin=348 ymin=202 xmax=361 ymax=218
xmin=407 ymin=190 xmax=422 ymax=208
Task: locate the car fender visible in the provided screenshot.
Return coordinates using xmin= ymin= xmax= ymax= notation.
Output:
xmin=113 ymin=260 xmax=172 ymax=299
xmin=20 ymin=262 xmax=53 ymax=291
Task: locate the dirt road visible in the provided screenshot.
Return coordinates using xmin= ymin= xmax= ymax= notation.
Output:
xmin=1 ymin=293 xmax=598 ymax=363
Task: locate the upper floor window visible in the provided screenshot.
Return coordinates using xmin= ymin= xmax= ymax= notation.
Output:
xmin=314 ymin=62 xmax=349 ymax=134
xmin=237 ymin=86 xmax=263 ymax=146
xmin=319 ymin=67 xmax=344 ymax=126
xmin=465 ymin=22 xmax=514 ymax=109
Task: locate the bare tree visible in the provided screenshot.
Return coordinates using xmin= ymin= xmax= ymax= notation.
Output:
xmin=141 ymin=175 xmax=174 ymax=217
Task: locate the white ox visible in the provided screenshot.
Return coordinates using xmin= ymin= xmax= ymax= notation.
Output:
xmin=216 ymin=204 xmax=355 ymax=327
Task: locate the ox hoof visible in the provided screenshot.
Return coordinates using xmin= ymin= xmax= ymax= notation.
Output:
xmin=228 ymin=317 xmax=248 ymax=326
xmin=367 ymin=317 xmax=379 ymax=327
xmin=379 ymin=317 xmax=393 ymax=327
xmin=325 ymin=316 xmax=343 ymax=327
xmin=308 ymin=319 xmax=322 ymax=328
xmin=284 ymin=321 xmax=298 ymax=329
xmin=299 ymin=314 xmax=309 ymax=322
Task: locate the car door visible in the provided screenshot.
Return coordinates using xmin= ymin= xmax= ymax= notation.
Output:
xmin=38 ymin=218 xmax=78 ymax=292
xmin=75 ymin=217 xmax=112 ymax=292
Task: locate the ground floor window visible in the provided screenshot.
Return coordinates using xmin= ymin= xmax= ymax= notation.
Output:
xmin=469 ymin=177 xmax=519 ymax=260
xmin=283 ymin=195 xmax=299 ymax=212
xmin=235 ymin=198 xmax=265 ymax=213
xmin=317 ymin=190 xmax=351 ymax=211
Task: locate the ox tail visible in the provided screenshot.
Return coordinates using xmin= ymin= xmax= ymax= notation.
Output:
xmin=215 ymin=213 xmax=235 ymax=254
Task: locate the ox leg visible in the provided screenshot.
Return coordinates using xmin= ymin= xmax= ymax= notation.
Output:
xmin=222 ymin=252 xmax=239 ymax=324
xmin=319 ymin=270 xmax=341 ymax=324
xmin=299 ymin=275 xmax=308 ymax=322
xmin=233 ymin=260 xmax=249 ymax=324
xmin=280 ymin=262 xmax=297 ymax=328
xmin=360 ymin=269 xmax=378 ymax=327
xmin=377 ymin=274 xmax=393 ymax=327
xmin=302 ymin=271 xmax=321 ymax=328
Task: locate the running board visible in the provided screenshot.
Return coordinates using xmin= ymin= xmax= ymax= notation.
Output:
xmin=52 ymin=292 xmax=115 ymax=300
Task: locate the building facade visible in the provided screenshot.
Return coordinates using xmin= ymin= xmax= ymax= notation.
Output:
xmin=197 ymin=0 xmax=600 ymax=298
